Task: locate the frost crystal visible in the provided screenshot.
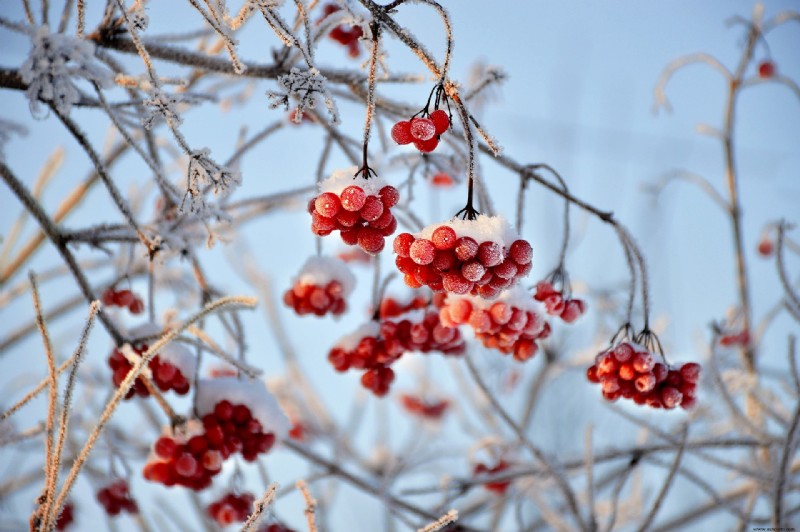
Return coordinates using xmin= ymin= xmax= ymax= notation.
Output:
xmin=267 ymin=68 xmax=339 ymax=124
xmin=183 ymin=149 xmax=242 ymax=213
xmin=20 ymin=26 xmax=112 ymax=117
xmin=142 ymin=88 xmax=202 ymax=130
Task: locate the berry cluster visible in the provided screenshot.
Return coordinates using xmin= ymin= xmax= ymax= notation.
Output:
xmin=319 ymin=4 xmax=363 ymax=58
xmin=207 ymin=492 xmax=255 ymax=526
xmin=283 ymin=256 xmax=355 ymax=317
xmin=399 ymin=394 xmax=449 ymax=420
xmin=97 ymin=480 xmax=138 ymax=516
xmin=101 ymin=287 xmax=144 ymax=314
xmin=107 ymin=343 xmax=191 ymax=400
xmin=394 ymin=215 xmax=533 ymax=298
xmin=719 ymin=329 xmax=750 ymax=347
xmin=55 ymin=502 xmax=75 ymax=530
xmin=328 ymin=322 xmax=403 ymax=396
xmin=144 ymin=378 xmax=288 ymax=490
xmin=391 ymin=109 xmax=451 ymax=153
xmin=379 ymin=294 xmax=428 ymax=318
xmin=310 ymin=169 xmax=399 ymax=255
xmin=473 ymin=461 xmax=511 ymax=495
xmin=534 ymin=280 xmax=587 ymax=323
xmin=586 ymin=341 xmax=700 ymax=409
xmin=439 ymin=288 xmax=550 ymax=362
xmin=328 ymin=308 xmax=464 ymax=396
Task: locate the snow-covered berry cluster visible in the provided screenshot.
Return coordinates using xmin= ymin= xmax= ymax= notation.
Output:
xmin=143 ymin=379 xmax=288 ymax=489
xmin=439 ymin=287 xmax=550 ymax=362
xmin=96 ymin=480 xmax=138 ymax=516
xmin=318 ymin=4 xmax=364 ymax=58
xmin=394 ymin=215 xmax=533 ymax=297
xmin=473 ymin=461 xmax=511 ymax=495
xmin=586 ymin=341 xmax=700 ymax=409
xmin=207 ymin=492 xmax=255 ymax=526
xmin=391 ymin=109 xmax=451 ymax=153
xmin=328 ymin=306 xmax=464 ymax=396
xmin=108 ymin=340 xmax=194 ymax=400
xmin=310 ymin=168 xmax=399 ymax=254
xmin=534 ymin=280 xmax=587 ymax=323
xmin=399 ymin=394 xmax=449 ymax=420
xmin=283 ymin=256 xmax=355 ymax=317
xmin=101 ymin=287 xmax=145 ymax=314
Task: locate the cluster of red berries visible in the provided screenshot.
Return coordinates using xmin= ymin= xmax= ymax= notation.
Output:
xmin=719 ymin=329 xmax=750 ymax=347
xmin=309 ymin=177 xmax=399 ymax=254
xmin=473 ymin=461 xmax=511 ymax=495
xmin=283 ymin=280 xmax=348 ymax=316
xmin=143 ymin=402 xmax=276 ymax=489
xmin=399 ymin=394 xmax=449 ymax=420
xmin=108 ymin=344 xmax=190 ymax=400
xmin=586 ymin=341 xmax=700 ymax=409
xmin=55 ymin=503 xmax=75 ymax=530
xmin=97 ymin=480 xmax=138 ymax=516
xmin=319 ymin=4 xmax=363 ymax=58
xmin=329 ymin=306 xmax=464 ymax=396
xmin=207 ymin=492 xmax=255 ymax=526
xmin=101 ymin=287 xmax=144 ymax=314
xmin=391 ymin=109 xmax=451 ymax=153
xmin=534 ymin=280 xmax=587 ymax=323
xmin=394 ymin=218 xmax=533 ymax=298
xmin=439 ymin=290 xmax=550 ymax=362
xmin=283 ymin=256 xmax=355 ymax=317
xmin=379 ymin=294 xmax=428 ymax=318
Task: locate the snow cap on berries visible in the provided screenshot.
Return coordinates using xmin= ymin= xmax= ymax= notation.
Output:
xmin=318 ymin=166 xmax=388 ymax=197
xmin=158 ymin=342 xmax=198 ymax=379
xmin=293 ymin=255 xmax=356 ymax=295
xmin=416 ymin=215 xmax=520 ymax=249
xmin=334 ymin=321 xmax=381 ymax=351
xmin=196 ymin=378 xmax=291 ymax=438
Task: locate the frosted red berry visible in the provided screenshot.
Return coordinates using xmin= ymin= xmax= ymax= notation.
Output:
xmin=758 ymin=60 xmax=776 ymax=78
xmin=430 ymin=109 xmax=450 ymax=135
xmin=410 ymin=117 xmax=436 ymax=141
xmin=391 ymin=121 xmax=413 ymax=145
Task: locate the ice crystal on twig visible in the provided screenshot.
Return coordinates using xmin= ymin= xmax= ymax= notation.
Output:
xmin=183 ymin=149 xmax=242 ymax=214
xmin=20 ymin=26 xmax=112 ymax=117
xmin=142 ymin=88 xmax=203 ymax=130
xmin=267 ymin=68 xmax=339 ymax=124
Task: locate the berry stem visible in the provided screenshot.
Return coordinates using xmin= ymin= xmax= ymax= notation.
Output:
xmin=356 ymin=20 xmax=381 ymax=180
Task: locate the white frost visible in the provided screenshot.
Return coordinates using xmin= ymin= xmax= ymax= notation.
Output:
xmin=318 ymin=166 xmax=389 ymax=197
xmin=158 ymin=342 xmax=197 ymax=377
xmin=416 ymin=215 xmax=520 ymax=247
xmin=293 ymin=255 xmax=356 ymax=295
xmin=334 ymin=321 xmax=380 ymax=351
xmin=196 ymin=377 xmax=290 ymax=438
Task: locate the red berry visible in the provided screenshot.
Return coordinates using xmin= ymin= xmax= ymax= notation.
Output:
xmin=359 ymin=195 xmax=384 ymax=222
xmin=477 ymin=241 xmax=503 ymax=267
xmin=102 ymin=288 xmax=116 ymax=306
xmin=340 ymin=186 xmax=367 ymax=211
xmin=429 ymin=109 xmax=450 ymax=135
xmin=758 ymin=237 xmax=774 ymax=257
xmin=410 ymin=239 xmax=436 ymax=265
xmin=129 ymin=298 xmax=145 ymax=314
xmin=379 ymin=186 xmax=399 ymax=208
xmin=214 ymin=400 xmax=234 ymax=421
xmin=431 ymin=172 xmax=454 ymax=187
xmin=394 ymin=233 xmax=414 ymax=257
xmin=175 ymin=453 xmax=198 ymax=477
xmin=461 ymin=261 xmax=485 ymax=282
xmin=509 ymin=240 xmax=532 ymax=265
xmin=431 ymin=226 xmax=457 ymax=250
xmin=314 ymin=192 xmax=341 ymax=218
xmin=454 ymin=237 xmax=479 ymax=261
xmin=391 ymin=121 xmax=413 ymax=145
xmin=410 ymin=117 xmax=436 ymax=141
xmin=758 ymin=60 xmax=776 ymax=79
xmin=114 ymin=289 xmax=135 ymax=307
xmin=442 ymin=272 xmax=471 ymax=294
xmin=358 ymin=227 xmax=385 ymax=254
xmin=414 ymin=136 xmax=439 ymax=153
xmin=679 ymin=362 xmax=701 ymax=383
